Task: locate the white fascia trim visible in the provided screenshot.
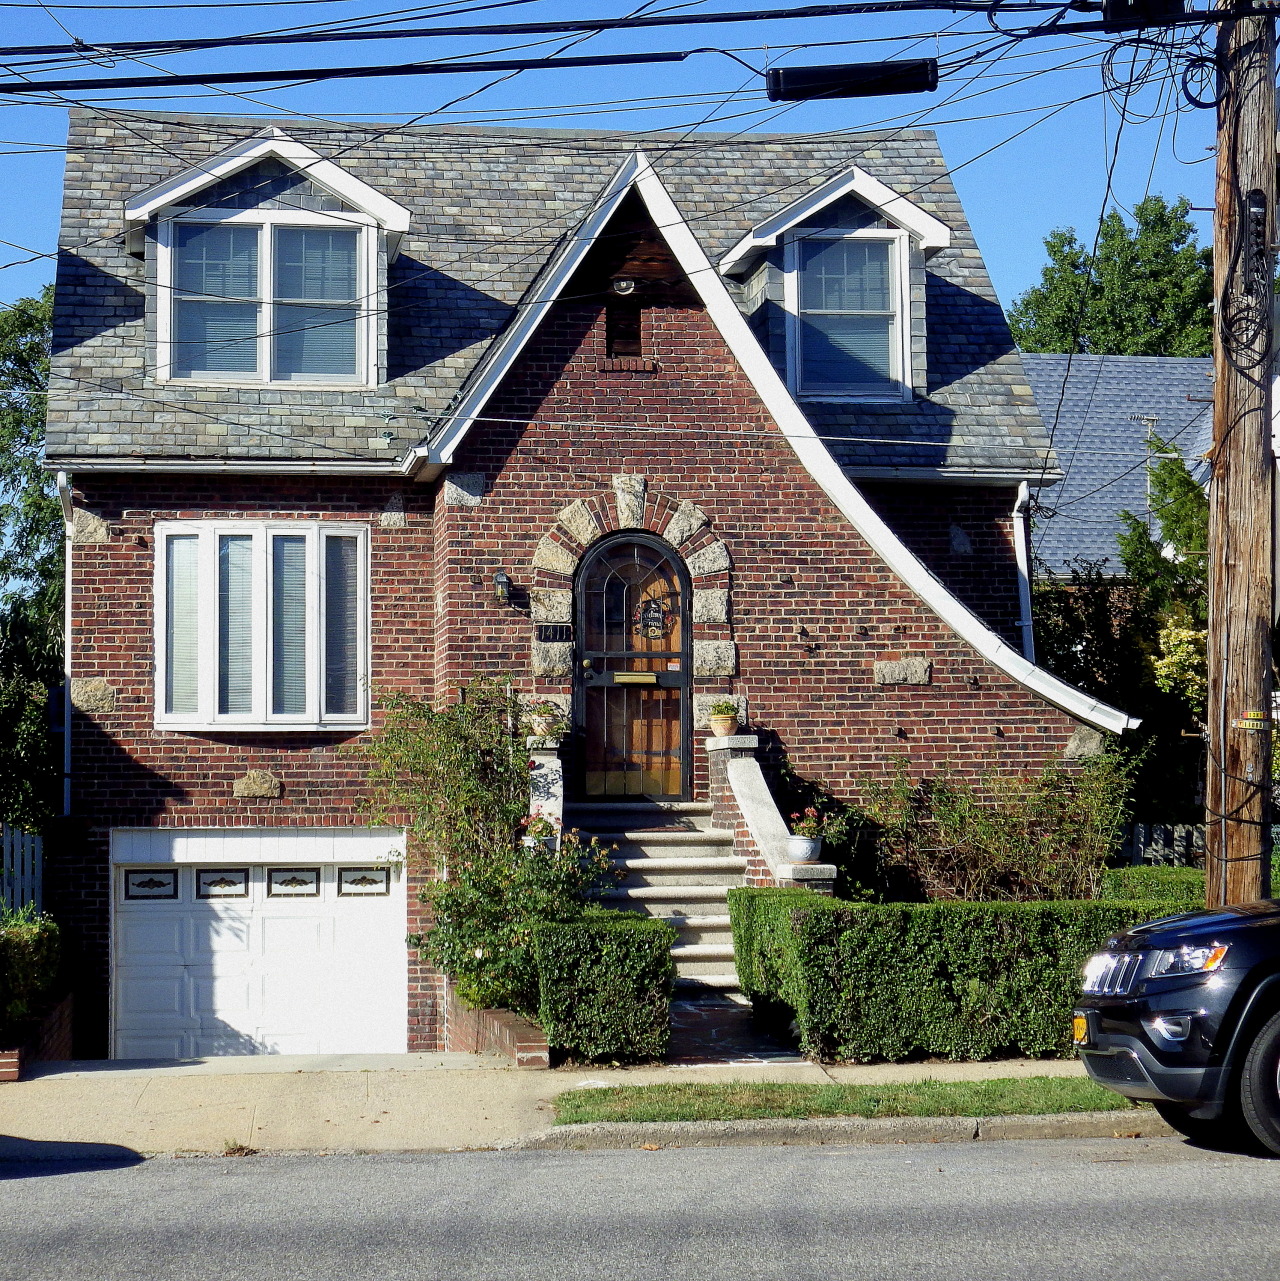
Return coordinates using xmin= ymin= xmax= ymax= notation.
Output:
xmin=50 ymin=458 xmax=401 ymax=475
xmin=405 ymin=151 xmax=647 ymax=474
xmin=124 ymin=132 xmax=411 ymax=235
xmin=844 ymin=466 xmax=1064 ymax=486
xmin=718 ymin=165 xmax=952 ymax=277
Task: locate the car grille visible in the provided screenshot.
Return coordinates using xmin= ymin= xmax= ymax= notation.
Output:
xmin=1082 ymin=951 xmax=1145 ymax=996
xmin=1082 ymin=1051 xmax=1149 ymax=1087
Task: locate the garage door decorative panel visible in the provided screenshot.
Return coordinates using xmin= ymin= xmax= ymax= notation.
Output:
xmin=124 ymin=870 xmax=178 ymax=899
xmin=267 ymin=867 xmax=320 ymax=896
xmin=197 ymin=868 xmax=249 ymax=898
xmin=338 ymin=866 xmax=390 ymax=895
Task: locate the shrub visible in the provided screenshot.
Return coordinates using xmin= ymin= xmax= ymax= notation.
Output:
xmin=0 ymin=903 xmax=59 ymax=1031
xmin=729 ymin=887 xmax=1181 ymax=1062
xmin=1101 ymin=865 xmax=1207 ymax=909
xmin=535 ymin=910 xmax=676 ymax=1062
xmin=858 ymin=751 xmax=1134 ymax=901
xmin=364 ymin=678 xmax=614 ymax=1017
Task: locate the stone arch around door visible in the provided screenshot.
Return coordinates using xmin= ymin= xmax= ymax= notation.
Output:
xmin=526 ymin=473 xmax=737 ymax=710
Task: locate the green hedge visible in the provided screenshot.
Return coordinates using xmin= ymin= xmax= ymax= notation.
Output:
xmin=728 ymin=888 xmax=1183 ymax=1062
xmin=534 ymin=910 xmax=676 ymax=1062
xmin=0 ymin=906 xmax=60 ymax=1033
xmin=1101 ymin=865 xmax=1207 ymax=909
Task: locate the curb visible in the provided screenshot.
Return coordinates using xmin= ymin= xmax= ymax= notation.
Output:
xmin=508 ymin=1110 xmax=1177 ymax=1150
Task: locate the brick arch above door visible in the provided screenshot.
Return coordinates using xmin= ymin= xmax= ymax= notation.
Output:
xmin=526 ymin=474 xmax=735 ymax=679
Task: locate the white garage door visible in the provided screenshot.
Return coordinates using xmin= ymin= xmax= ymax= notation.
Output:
xmin=113 ymin=863 xmax=408 ymax=1059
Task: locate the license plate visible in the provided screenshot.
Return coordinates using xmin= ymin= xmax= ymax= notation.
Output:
xmin=1072 ymin=1014 xmax=1089 ymax=1046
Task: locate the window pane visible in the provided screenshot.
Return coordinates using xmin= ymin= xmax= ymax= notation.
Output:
xmin=271 ymin=535 xmax=308 ymax=716
xmin=165 ymin=535 xmax=199 ymax=716
xmin=799 ymin=239 xmax=891 ymax=312
xmin=324 ymin=537 xmax=359 ymax=717
xmin=218 ymin=535 xmax=254 ymax=715
xmin=800 ymin=314 xmax=893 ymax=390
xmin=173 ymin=300 xmax=259 ymax=374
xmin=274 ymin=228 xmax=357 ymax=301
xmin=273 ymin=304 xmax=358 ymax=378
xmin=174 ymin=224 xmax=258 ymax=300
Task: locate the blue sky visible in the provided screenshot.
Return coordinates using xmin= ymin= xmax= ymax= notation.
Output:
xmin=0 ymin=1 xmax=1216 ymax=309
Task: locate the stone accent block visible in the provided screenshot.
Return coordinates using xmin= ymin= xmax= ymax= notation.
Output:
xmin=232 ymin=769 xmax=282 ymax=799
xmin=1064 ymin=726 xmax=1108 ymax=759
xmin=612 ymin=474 xmax=647 ymax=528
xmin=692 ymin=588 xmax=729 ymax=624
xmin=531 ymin=641 xmax=574 ymax=677
xmin=531 ymin=536 xmax=579 ymax=576
xmin=69 ymin=677 xmax=116 ymax=713
xmin=874 ymin=658 xmax=932 ymax=686
xmin=443 ymin=472 xmax=485 ymax=506
xmin=693 ymin=640 xmax=737 ymax=677
xmin=663 ymin=500 xmax=708 ymax=547
xmin=556 ymin=499 xmax=600 ymax=547
xmin=529 ymin=588 xmax=572 ymax=623
xmin=686 ymin=541 xmax=731 ymax=578
xmin=379 ymin=493 xmax=407 ymax=528
xmin=71 ymin=507 xmax=109 ymax=544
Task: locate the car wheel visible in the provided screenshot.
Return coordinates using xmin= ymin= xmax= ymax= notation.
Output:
xmin=1151 ymin=1100 xmax=1250 ymax=1149
xmin=1241 ymin=1009 xmax=1280 ymax=1156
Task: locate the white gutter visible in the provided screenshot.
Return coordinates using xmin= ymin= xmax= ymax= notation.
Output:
xmin=55 ymin=471 xmax=73 ymax=817
xmin=51 ymin=458 xmax=402 ymax=476
xmin=1013 ymin=481 xmax=1037 ymax=664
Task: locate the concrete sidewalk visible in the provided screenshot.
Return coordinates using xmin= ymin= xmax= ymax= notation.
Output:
xmin=0 ymin=1053 xmax=1093 ymax=1156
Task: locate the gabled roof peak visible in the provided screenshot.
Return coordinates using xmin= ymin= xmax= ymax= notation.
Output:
xmin=123 ymin=130 xmax=411 ymax=242
xmin=718 ymin=165 xmax=951 ymax=276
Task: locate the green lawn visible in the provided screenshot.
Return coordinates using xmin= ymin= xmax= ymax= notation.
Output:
xmin=554 ymin=1077 xmax=1142 ymax=1126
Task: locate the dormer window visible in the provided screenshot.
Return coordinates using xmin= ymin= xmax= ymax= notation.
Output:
xmin=161 ymin=211 xmax=371 ymax=384
xmin=125 ymin=132 xmax=411 ymax=388
xmin=784 ymin=228 xmax=909 ymax=402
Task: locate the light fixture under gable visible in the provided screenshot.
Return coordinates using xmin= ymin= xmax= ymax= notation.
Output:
xmin=123 ymin=127 xmax=412 ymax=258
xmin=717 ymin=165 xmax=951 ymax=277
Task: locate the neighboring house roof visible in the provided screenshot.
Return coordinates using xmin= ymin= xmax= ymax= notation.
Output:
xmin=48 ymin=108 xmax=1055 ymax=480
xmin=1019 ymin=354 xmax=1213 ymax=574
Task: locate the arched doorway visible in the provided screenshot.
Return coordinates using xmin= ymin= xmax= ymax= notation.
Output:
xmin=575 ymin=535 xmax=691 ymax=800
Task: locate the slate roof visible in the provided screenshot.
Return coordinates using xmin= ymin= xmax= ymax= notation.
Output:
xmin=1020 ymin=354 xmax=1213 ymax=573
xmin=47 ymin=108 xmax=1056 ymax=476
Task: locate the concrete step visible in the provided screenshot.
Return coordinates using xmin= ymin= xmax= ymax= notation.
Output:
xmin=671 ymin=943 xmax=736 ymax=961
xmin=599 ymin=886 xmax=730 ymax=916
xmin=593 ymin=831 xmax=734 ymax=856
xmin=609 ymin=910 xmax=733 ymax=944
xmin=674 ymin=973 xmax=742 ymax=993
xmin=612 ymin=857 xmax=746 ymax=888
xmin=565 ymin=802 xmax=715 ymax=835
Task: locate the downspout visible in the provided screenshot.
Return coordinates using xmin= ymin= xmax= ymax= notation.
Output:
xmin=1012 ymin=481 xmax=1036 ymax=664
xmin=55 ymin=471 xmax=73 ymax=818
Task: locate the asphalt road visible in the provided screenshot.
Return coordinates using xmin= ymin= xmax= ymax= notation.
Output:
xmin=3 ymin=1137 xmax=1279 ymax=1280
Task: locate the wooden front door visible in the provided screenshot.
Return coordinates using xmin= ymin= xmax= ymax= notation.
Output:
xmin=576 ymin=536 xmax=690 ymax=799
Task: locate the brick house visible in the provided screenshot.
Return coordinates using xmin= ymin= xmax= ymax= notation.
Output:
xmin=45 ymin=108 xmax=1132 ymax=1059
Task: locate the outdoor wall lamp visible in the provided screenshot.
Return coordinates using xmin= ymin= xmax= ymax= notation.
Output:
xmin=493 ymin=571 xmax=513 ymax=605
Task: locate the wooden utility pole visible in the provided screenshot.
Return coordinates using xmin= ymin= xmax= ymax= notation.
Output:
xmin=1206 ymin=5 xmax=1277 ymax=906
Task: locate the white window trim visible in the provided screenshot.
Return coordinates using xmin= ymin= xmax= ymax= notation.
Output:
xmin=783 ymin=226 xmax=913 ymax=405
xmin=154 ymin=206 xmax=379 ymax=388
xmin=153 ymin=520 xmax=370 ymax=732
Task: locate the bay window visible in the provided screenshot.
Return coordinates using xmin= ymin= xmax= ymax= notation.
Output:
xmin=160 ymin=210 xmax=372 ymax=384
xmin=785 ymin=228 xmax=910 ymax=401
xmin=155 ymin=521 xmax=368 ymax=730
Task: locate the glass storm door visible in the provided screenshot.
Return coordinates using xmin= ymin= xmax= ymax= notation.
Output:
xmin=577 ymin=537 xmax=690 ymax=800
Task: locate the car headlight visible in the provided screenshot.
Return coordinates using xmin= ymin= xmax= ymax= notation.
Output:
xmin=1149 ymin=943 xmax=1229 ymax=977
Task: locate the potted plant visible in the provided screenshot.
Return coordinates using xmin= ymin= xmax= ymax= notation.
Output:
xmin=707 ymin=699 xmax=741 ymax=738
xmin=787 ymin=806 xmax=849 ymax=862
xmin=519 ymin=813 xmax=560 ymax=851
xmin=524 ymin=700 xmax=568 ymax=740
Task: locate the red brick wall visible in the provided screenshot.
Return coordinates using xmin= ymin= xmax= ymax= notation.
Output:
xmin=57 ymin=301 xmax=1086 ymax=1056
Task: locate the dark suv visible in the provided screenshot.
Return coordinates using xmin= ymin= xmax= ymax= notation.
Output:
xmin=1074 ymin=900 xmax=1280 ymax=1152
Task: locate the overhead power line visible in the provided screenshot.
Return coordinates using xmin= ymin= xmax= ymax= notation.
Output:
xmin=0 ymin=1 xmax=1088 ymax=60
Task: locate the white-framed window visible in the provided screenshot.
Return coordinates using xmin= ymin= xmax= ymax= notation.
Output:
xmin=154 ymin=521 xmax=368 ymax=731
xmin=783 ymin=227 xmax=912 ymax=402
xmin=154 ymin=208 xmax=377 ymax=386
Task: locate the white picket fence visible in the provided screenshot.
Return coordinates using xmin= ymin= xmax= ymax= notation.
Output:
xmin=1 ymin=823 xmax=42 ymax=912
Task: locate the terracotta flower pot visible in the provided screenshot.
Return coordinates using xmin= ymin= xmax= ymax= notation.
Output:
xmin=709 ymin=715 xmax=740 ymax=737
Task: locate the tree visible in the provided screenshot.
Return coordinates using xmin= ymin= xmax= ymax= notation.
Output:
xmin=1009 ymin=195 xmax=1212 ymax=357
xmin=1033 ymin=439 xmax=1209 ymax=820
xmin=0 ymin=287 xmax=62 ymax=830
